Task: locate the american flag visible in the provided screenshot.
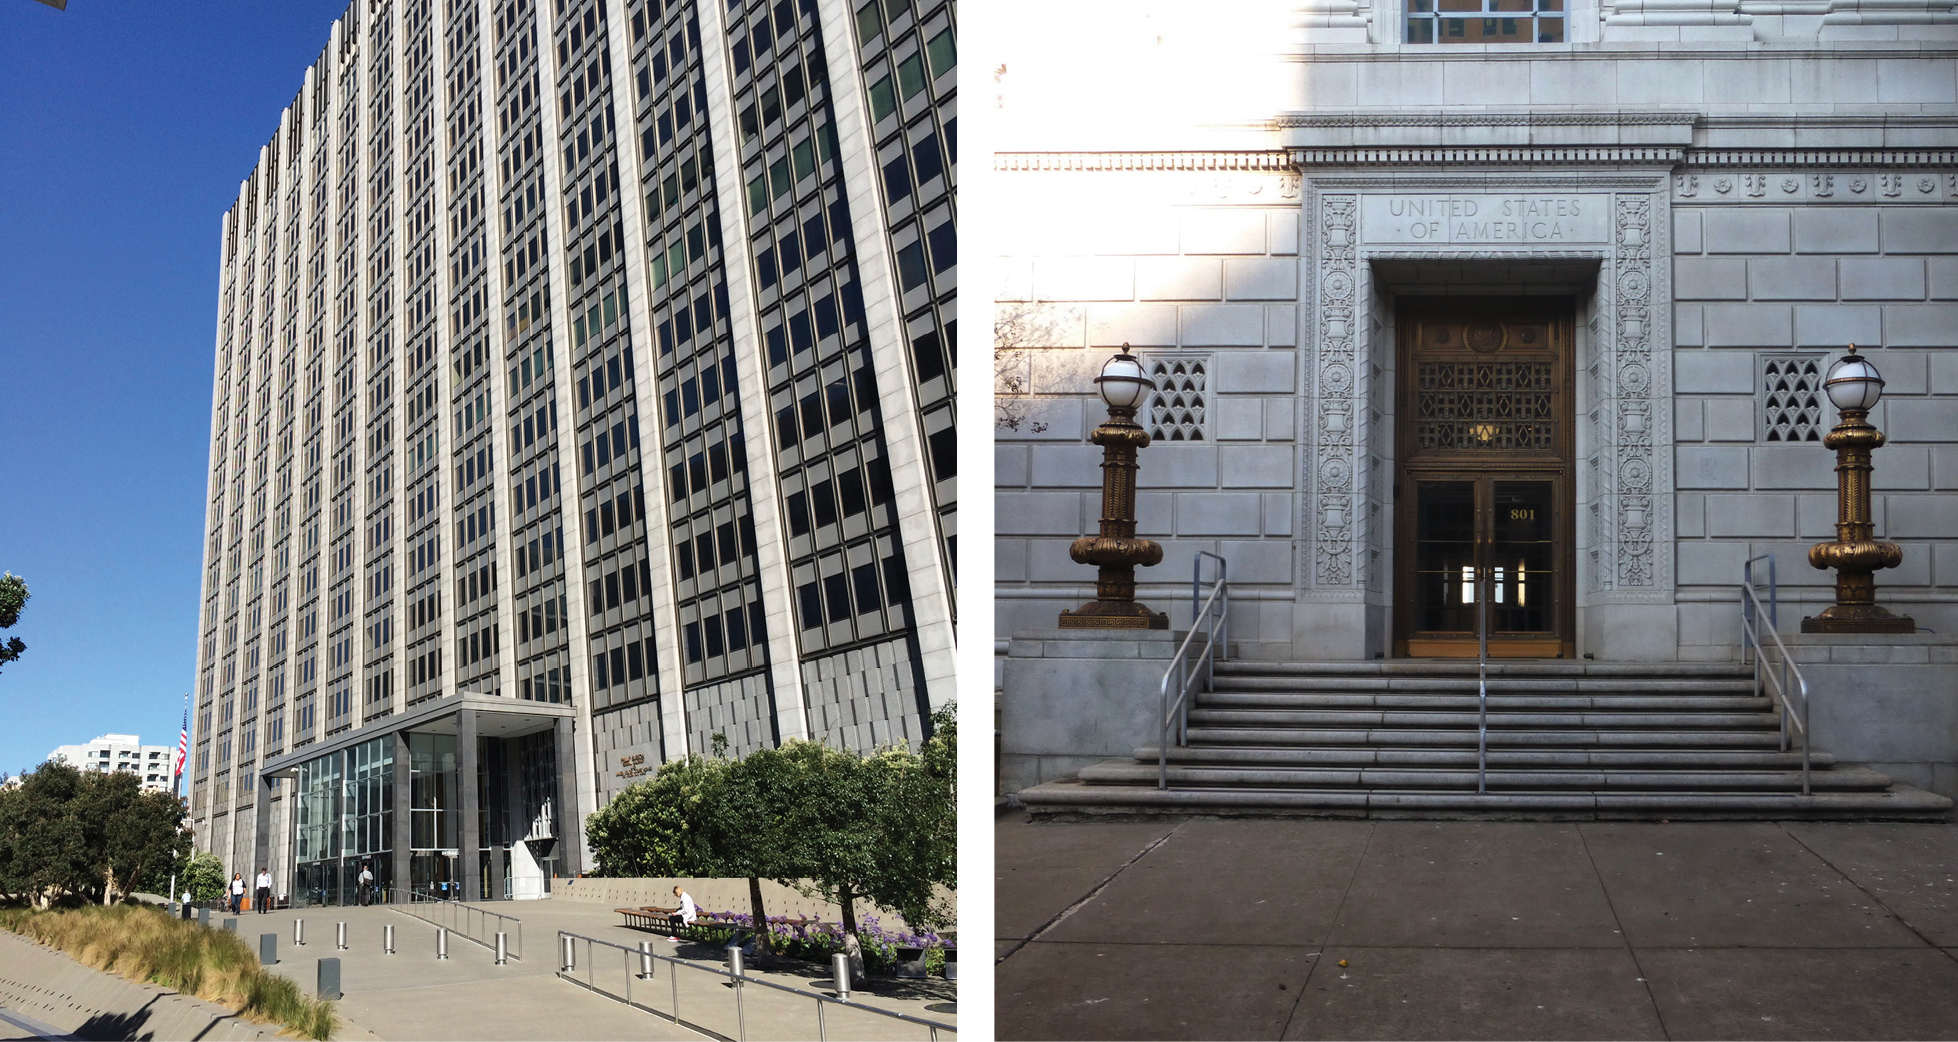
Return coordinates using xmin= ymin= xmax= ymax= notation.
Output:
xmin=174 ymin=696 xmax=188 ymax=793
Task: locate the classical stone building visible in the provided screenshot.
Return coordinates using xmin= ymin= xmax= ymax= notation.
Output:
xmin=994 ymin=3 xmax=1958 ymax=812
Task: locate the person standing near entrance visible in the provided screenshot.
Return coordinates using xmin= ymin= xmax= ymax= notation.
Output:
xmin=254 ymin=868 xmax=272 ymax=914
xmin=229 ymin=873 xmax=244 ymax=915
xmin=358 ymin=863 xmax=375 ymax=906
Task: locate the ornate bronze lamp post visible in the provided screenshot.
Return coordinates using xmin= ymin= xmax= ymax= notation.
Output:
xmin=1802 ymin=345 xmax=1916 ymax=633
xmin=1059 ymin=346 xmax=1168 ymax=629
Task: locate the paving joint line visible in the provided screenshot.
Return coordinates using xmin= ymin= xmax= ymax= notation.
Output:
xmin=1278 ymin=820 xmax=1375 ymax=1041
xmin=1777 ymin=823 xmax=1958 ymax=968
xmin=995 ymin=821 xmax=1186 ymax=966
xmin=1576 ymin=822 xmax=1674 ymax=1042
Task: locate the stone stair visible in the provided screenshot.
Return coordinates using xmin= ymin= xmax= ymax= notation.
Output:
xmin=1017 ymin=660 xmax=1954 ymax=820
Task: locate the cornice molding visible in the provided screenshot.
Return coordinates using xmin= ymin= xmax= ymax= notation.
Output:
xmin=1683 ymin=149 xmax=1958 ymax=165
xmin=992 ymin=151 xmax=1294 ymax=172
xmin=1275 ymin=110 xmax=1699 ymax=127
xmin=1290 ymin=146 xmax=1685 ymax=165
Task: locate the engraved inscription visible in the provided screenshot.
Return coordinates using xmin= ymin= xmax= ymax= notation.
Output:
xmin=1362 ymin=194 xmax=1611 ymax=244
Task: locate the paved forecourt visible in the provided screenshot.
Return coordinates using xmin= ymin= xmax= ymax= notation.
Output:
xmin=258 ymin=897 xmax=956 ymax=1041
xmin=996 ymin=815 xmax=1958 ymax=1040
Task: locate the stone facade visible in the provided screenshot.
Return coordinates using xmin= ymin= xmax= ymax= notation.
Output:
xmin=995 ymin=21 xmax=1958 ymax=666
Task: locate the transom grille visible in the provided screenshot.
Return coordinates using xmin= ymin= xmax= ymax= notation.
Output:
xmin=1414 ymin=361 xmax=1555 ymax=452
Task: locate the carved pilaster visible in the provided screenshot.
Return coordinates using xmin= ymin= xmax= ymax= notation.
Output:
xmin=1311 ymin=195 xmax=1359 ymax=588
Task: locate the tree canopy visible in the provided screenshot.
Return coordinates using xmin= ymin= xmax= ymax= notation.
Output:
xmin=0 ymin=572 xmax=28 ymax=674
xmin=584 ymin=704 xmax=958 ymax=947
xmin=0 ymin=760 xmax=188 ymax=906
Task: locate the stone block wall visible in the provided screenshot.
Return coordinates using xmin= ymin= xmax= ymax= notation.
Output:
xmin=995 ymin=168 xmax=1306 ymax=657
xmin=1672 ymin=187 xmax=1958 ymax=656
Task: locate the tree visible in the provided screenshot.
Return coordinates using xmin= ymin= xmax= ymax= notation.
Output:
xmin=712 ymin=745 xmax=805 ymax=958
xmin=182 ymin=850 xmax=227 ymax=903
xmin=0 ymin=761 xmax=95 ymax=905
xmin=0 ymin=572 xmax=28 ymax=674
xmin=790 ymin=705 xmax=959 ymax=962
xmin=584 ymin=754 xmax=728 ymax=877
xmin=0 ymin=761 xmax=188 ymax=906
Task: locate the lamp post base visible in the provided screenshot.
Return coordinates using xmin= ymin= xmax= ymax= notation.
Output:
xmin=1059 ymin=600 xmax=1170 ymax=630
xmin=1800 ymin=604 xmax=1917 ymax=634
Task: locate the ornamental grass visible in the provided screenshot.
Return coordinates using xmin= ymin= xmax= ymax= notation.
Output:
xmin=0 ymin=904 xmax=337 ymax=1040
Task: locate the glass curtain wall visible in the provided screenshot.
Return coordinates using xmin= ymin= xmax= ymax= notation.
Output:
xmin=292 ymin=735 xmax=392 ymax=907
xmin=408 ymin=733 xmax=460 ymax=895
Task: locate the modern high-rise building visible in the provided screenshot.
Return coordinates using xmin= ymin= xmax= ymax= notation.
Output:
xmin=46 ymin=735 xmax=176 ymax=795
xmin=189 ymin=0 xmax=955 ymax=904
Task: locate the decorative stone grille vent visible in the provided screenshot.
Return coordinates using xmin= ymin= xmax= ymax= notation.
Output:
xmin=1146 ymin=356 xmax=1208 ymax=441
xmin=1762 ymin=355 xmax=1825 ymax=443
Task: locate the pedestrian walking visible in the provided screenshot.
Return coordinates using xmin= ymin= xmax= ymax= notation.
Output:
xmin=255 ymin=868 xmax=272 ymax=914
xmin=358 ymin=863 xmax=375 ymax=906
xmin=229 ymin=873 xmax=244 ymax=915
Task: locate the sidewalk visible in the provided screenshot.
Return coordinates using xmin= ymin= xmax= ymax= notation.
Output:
xmin=255 ymin=897 xmax=955 ymax=1040
xmin=996 ymin=816 xmax=1958 ymax=1040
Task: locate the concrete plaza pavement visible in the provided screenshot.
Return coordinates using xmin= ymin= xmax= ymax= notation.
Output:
xmin=255 ymin=896 xmax=955 ymax=1041
xmin=996 ymin=815 xmax=1958 ymax=1040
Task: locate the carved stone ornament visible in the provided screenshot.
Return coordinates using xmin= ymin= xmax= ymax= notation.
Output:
xmin=1313 ymin=195 xmax=1359 ymax=587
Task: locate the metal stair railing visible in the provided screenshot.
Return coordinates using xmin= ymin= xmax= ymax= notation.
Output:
xmin=390 ymin=886 xmax=524 ymax=960
xmin=555 ymin=929 xmax=955 ymax=1041
xmin=1741 ymin=554 xmax=1812 ymax=795
xmin=1477 ymin=565 xmax=1490 ymax=795
xmin=1159 ymin=552 xmax=1229 ymax=789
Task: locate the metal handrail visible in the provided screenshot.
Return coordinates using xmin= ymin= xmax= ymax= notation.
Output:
xmin=1740 ymin=557 xmax=1811 ymax=795
xmin=1159 ymin=553 xmax=1229 ymax=789
xmin=554 ymin=930 xmax=955 ymax=1041
xmin=1477 ymin=565 xmax=1490 ymax=795
xmin=390 ymin=886 xmax=524 ymax=960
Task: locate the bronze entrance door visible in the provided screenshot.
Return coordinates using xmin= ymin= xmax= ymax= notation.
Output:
xmin=1394 ymin=301 xmax=1575 ymax=658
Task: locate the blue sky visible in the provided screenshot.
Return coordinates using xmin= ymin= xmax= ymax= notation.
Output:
xmin=0 ymin=1 xmax=349 ymax=779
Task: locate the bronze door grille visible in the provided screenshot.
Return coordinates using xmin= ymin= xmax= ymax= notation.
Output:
xmin=1414 ymin=361 xmax=1555 ymax=452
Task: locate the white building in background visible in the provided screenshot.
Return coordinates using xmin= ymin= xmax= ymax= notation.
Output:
xmin=47 ymin=735 xmax=176 ymax=794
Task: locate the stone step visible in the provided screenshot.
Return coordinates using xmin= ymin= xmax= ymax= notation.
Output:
xmin=1014 ymin=778 xmax=1956 ymax=822
xmin=1214 ymin=660 xmax=1753 ymax=679
xmin=1211 ymin=675 xmax=1759 ymax=695
xmin=1186 ymin=727 xmax=1788 ymax=748
xmin=1078 ymin=760 xmax=1896 ymax=792
xmin=1136 ymin=745 xmax=1839 ymax=770
xmin=1198 ymin=691 xmax=1775 ymax=712
xmin=1186 ymin=708 xmax=1786 ymax=729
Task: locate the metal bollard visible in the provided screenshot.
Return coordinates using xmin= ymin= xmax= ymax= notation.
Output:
xmin=294 ymin=918 xmax=305 ymax=946
xmin=561 ymin=934 xmax=576 ymax=972
xmin=637 ymin=940 xmax=654 ymax=979
xmin=832 ymin=952 xmax=851 ymax=1000
xmin=336 ymin=921 xmax=347 ymax=950
xmin=729 ymin=946 xmax=745 ymax=980
xmin=222 ymin=917 xmax=237 ymax=933
xmin=198 ymin=906 xmax=210 ymax=928
xmin=436 ymin=927 xmax=449 ymax=960
xmin=945 ymin=946 xmax=959 ymax=981
xmin=494 ymin=931 xmax=508 ymax=966
xmin=317 ymin=957 xmax=342 ymax=1001
xmin=259 ymin=933 xmax=277 ymax=966
xmin=384 ymin=923 xmax=395 ymax=954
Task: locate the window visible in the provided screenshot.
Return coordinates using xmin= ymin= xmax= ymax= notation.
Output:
xmin=1406 ymin=0 xmax=1566 ymax=43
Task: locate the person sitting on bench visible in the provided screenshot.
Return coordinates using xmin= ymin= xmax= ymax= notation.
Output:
xmin=669 ymin=886 xmax=697 ymax=942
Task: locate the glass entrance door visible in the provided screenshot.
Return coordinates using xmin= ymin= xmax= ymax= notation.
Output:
xmin=1395 ymin=300 xmax=1574 ymax=657
xmin=1406 ymin=476 xmax=1562 ymax=656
